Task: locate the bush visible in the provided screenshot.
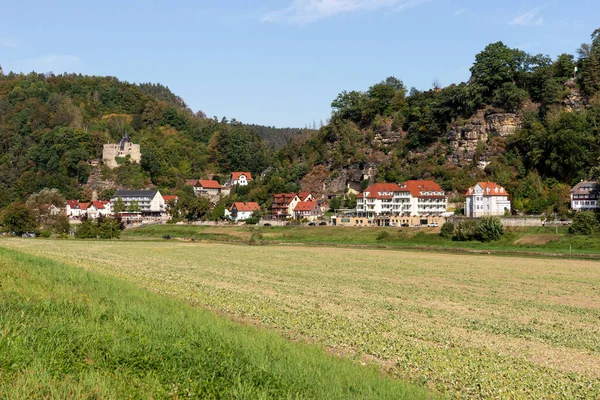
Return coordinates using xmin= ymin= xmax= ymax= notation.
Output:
xmin=569 ymin=211 xmax=599 ymax=235
xmin=474 ymin=216 xmax=505 ymax=242
xmin=440 ymin=222 xmax=454 ymax=238
xmin=75 ymin=216 xmax=124 ymax=239
xmin=162 ymin=235 xmax=171 ymax=240
xmin=376 ymin=230 xmax=391 ymax=241
xmin=40 ymin=230 xmax=52 ymax=238
xmin=453 ymin=220 xmax=477 ymax=241
xmin=0 ymin=203 xmax=38 ymax=236
xmin=247 ymin=225 xmax=263 ymax=244
xmin=245 ymin=216 xmax=260 ymax=225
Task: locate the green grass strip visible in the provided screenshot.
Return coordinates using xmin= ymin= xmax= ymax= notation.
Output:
xmin=0 ymin=247 xmax=430 ymax=399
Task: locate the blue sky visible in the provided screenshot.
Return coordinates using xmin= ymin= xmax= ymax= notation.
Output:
xmin=0 ymin=0 xmax=598 ymax=127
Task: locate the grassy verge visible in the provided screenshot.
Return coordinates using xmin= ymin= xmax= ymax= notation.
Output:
xmin=0 ymin=247 xmax=429 ymax=399
xmin=122 ymin=224 xmax=600 ymax=257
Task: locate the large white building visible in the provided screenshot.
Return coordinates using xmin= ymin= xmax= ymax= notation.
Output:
xmin=464 ymin=182 xmax=511 ymax=217
xmin=356 ymin=180 xmax=447 ymax=218
xmin=570 ymin=181 xmax=599 ymax=211
xmin=112 ymin=190 xmax=166 ymax=216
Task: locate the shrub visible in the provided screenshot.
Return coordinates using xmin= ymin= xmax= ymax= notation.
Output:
xmin=162 ymin=235 xmax=171 ymax=240
xmin=247 ymin=225 xmax=263 ymax=244
xmin=0 ymin=203 xmax=38 ymax=236
xmin=376 ymin=230 xmax=391 ymax=241
xmin=474 ymin=216 xmax=505 ymax=242
xmin=440 ymin=222 xmax=454 ymax=238
xmin=453 ymin=220 xmax=477 ymax=241
xmin=569 ymin=211 xmax=599 ymax=235
xmin=40 ymin=230 xmax=51 ymax=238
xmin=245 ymin=216 xmax=260 ymax=225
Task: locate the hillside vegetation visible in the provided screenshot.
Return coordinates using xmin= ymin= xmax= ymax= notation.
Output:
xmin=273 ymin=28 xmax=600 ymax=216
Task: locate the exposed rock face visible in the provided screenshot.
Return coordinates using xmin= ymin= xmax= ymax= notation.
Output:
xmin=563 ymin=79 xmax=585 ymax=111
xmin=486 ymin=113 xmax=521 ymax=137
xmin=371 ymin=118 xmax=402 ymax=145
xmin=447 ymin=110 xmax=521 ymax=167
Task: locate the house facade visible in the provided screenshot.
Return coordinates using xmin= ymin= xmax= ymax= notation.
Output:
xmin=225 ymin=202 xmax=260 ymax=222
xmin=293 ymin=200 xmax=323 ymax=221
xmin=570 ymin=181 xmax=599 ymax=211
xmin=66 ymin=200 xmax=82 ymax=218
xmin=228 ymin=172 xmax=253 ymax=186
xmin=464 ymin=182 xmax=511 ymax=217
xmin=112 ymin=190 xmax=165 ymax=216
xmin=271 ymin=193 xmax=300 ymax=219
xmin=356 ymin=180 xmax=447 ymax=219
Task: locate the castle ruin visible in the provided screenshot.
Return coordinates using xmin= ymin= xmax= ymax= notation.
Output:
xmin=102 ymin=132 xmax=141 ymax=169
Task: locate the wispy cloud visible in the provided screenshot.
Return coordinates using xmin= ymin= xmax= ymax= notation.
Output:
xmin=453 ymin=8 xmax=467 ymax=16
xmin=262 ymin=0 xmax=430 ymax=25
xmin=5 ymin=54 xmax=84 ymax=74
xmin=510 ymin=7 xmax=543 ymax=27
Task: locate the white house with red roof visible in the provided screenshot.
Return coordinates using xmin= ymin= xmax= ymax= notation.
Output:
xmin=356 ymin=180 xmax=447 ymax=218
xmin=465 ymin=182 xmax=511 ymax=217
xmin=66 ymin=200 xmax=82 ymax=218
xmin=228 ymin=172 xmax=253 ymax=187
xmin=297 ymin=191 xmax=314 ymax=202
xmin=186 ymin=179 xmax=223 ymax=200
xmin=293 ymin=200 xmax=322 ymax=221
xmin=225 ymin=202 xmax=260 ymax=222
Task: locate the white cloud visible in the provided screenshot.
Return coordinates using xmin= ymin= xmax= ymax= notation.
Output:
xmin=262 ymin=0 xmax=429 ymax=24
xmin=5 ymin=54 xmax=84 ymax=74
xmin=453 ymin=8 xmax=467 ymax=16
xmin=510 ymin=7 xmax=543 ymax=27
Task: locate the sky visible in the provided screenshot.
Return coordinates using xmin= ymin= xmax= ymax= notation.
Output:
xmin=0 ymin=0 xmax=598 ymax=127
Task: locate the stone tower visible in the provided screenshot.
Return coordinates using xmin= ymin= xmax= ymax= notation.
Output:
xmin=102 ymin=132 xmax=141 ymax=169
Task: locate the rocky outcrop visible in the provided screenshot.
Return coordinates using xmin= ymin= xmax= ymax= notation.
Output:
xmin=563 ymin=79 xmax=585 ymax=111
xmin=447 ymin=110 xmax=521 ymax=167
xmin=486 ymin=112 xmax=521 ymax=137
xmin=371 ymin=118 xmax=402 ymax=145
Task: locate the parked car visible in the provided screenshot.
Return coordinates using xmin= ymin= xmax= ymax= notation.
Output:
xmin=400 ymin=223 xmax=409 ymax=227
xmin=428 ymin=223 xmax=438 ymax=227
xmin=319 ymin=221 xmax=327 ymax=226
xmin=308 ymin=222 xmax=316 ymax=226
xmin=263 ymin=223 xmax=271 ymax=226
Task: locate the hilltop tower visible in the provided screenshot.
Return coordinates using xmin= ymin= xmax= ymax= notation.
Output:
xmin=102 ymin=132 xmax=141 ymax=169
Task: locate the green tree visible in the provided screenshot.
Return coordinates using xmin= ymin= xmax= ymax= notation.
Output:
xmin=474 ymin=216 xmax=505 ymax=242
xmin=127 ymin=200 xmax=141 ymax=213
xmin=440 ymin=221 xmax=454 ymax=238
xmin=113 ymin=197 xmax=126 ymax=213
xmin=0 ymin=203 xmax=38 ymax=235
xmin=569 ymin=211 xmax=599 ymax=235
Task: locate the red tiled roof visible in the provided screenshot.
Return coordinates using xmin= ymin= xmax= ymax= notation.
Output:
xmin=298 ymin=191 xmax=312 ymax=201
xmin=197 ymin=180 xmax=222 ymax=189
xmin=466 ymin=182 xmax=509 ymax=197
xmin=401 ymin=180 xmax=444 ymax=197
xmin=359 ymin=183 xmax=402 ymax=199
xmin=78 ymin=202 xmax=91 ymax=210
xmin=67 ymin=200 xmax=79 ymax=209
xmin=273 ymin=192 xmax=297 ymax=199
xmin=230 ymin=202 xmax=260 ymax=212
xmin=231 ymin=172 xmax=253 ymax=181
xmin=570 ymin=181 xmax=598 ymax=194
xmin=185 ymin=179 xmax=199 ymax=186
xmin=91 ymin=201 xmax=109 ymax=210
xmin=294 ymin=200 xmax=318 ymax=212
xmin=163 ymin=195 xmax=178 ymax=202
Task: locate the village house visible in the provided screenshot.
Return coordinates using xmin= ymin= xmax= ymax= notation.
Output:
xmin=185 ymin=179 xmax=222 ymax=201
xmin=294 ymin=200 xmax=323 ymax=221
xmin=225 ymin=202 xmax=260 ymax=222
xmin=227 ymin=172 xmax=253 ymax=187
xmin=355 ymin=180 xmax=447 ymax=226
xmin=297 ymin=191 xmax=314 ymax=202
xmin=271 ymin=193 xmax=300 ymax=219
xmin=570 ymin=181 xmax=599 ymax=211
xmin=317 ymin=199 xmax=330 ymax=213
xmin=112 ymin=190 xmax=166 ymax=217
xmin=85 ymin=201 xmax=112 ymax=219
xmin=66 ymin=200 xmax=82 ymax=218
xmin=464 ymin=182 xmax=511 ymax=217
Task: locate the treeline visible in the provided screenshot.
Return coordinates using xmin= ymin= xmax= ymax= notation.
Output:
xmin=273 ymin=28 xmax=600 ymax=217
xmin=0 ymin=73 xmax=275 ymax=206
xmin=246 ymin=124 xmax=315 ymax=149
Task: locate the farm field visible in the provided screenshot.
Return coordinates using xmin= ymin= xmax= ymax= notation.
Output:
xmin=123 ymin=224 xmax=600 ymax=257
xmin=3 ymin=238 xmax=600 ymax=398
xmin=0 ymin=246 xmax=426 ymax=399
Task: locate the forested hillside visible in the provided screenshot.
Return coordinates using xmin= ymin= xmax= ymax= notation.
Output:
xmin=272 ymin=28 xmax=600 ymax=216
xmin=0 ymin=73 xmax=273 ymax=206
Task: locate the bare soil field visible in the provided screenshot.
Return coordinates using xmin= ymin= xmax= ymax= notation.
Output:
xmin=3 ymin=238 xmax=599 ymax=399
